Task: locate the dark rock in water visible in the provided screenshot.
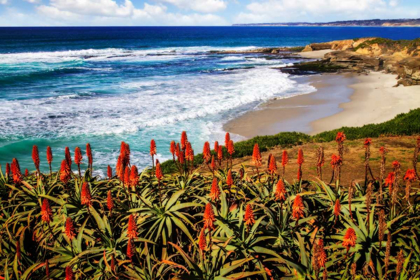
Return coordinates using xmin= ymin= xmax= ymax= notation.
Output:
xmin=276 ymin=66 xmax=319 ymax=75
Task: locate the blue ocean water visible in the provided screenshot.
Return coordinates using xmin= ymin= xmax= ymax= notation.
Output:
xmin=1 ymin=27 xmax=419 ymax=175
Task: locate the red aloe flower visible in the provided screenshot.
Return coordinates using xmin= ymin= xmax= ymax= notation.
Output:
xmin=86 ymin=143 xmax=93 ymax=167
xmin=214 ymin=141 xmax=219 ymax=152
xmin=331 ymin=154 xmax=342 ymax=167
xmin=65 ymin=147 xmax=72 ymax=169
xmin=404 ymin=169 xmax=416 ymax=182
xmin=46 ymin=146 xmax=53 ymax=164
xmin=150 ymin=139 xmax=157 ymax=156
xmin=226 ymin=169 xmax=233 ymax=187
xmin=181 ymin=131 xmax=188 ymax=151
xmin=178 ymin=151 xmax=185 ymax=164
xmin=282 ymin=150 xmax=288 ymax=166
xmin=41 ymin=199 xmax=53 ymax=223
xmin=268 ymin=154 xmax=277 ymax=174
xmin=107 ymin=165 xmax=112 ymax=178
xmin=252 ymin=143 xmax=262 ymax=167
xmin=335 ymin=132 xmax=346 ymax=143
xmin=392 ymin=160 xmax=401 ymax=170
xmin=210 ymin=155 xmax=216 ymax=171
xmin=5 ymin=163 xmax=10 ymax=175
xmin=317 ymin=239 xmax=327 ymax=268
xmin=334 ymin=199 xmax=341 ymax=217
xmin=65 ymin=266 xmax=74 ymax=280
xmin=364 ymin=138 xmax=372 ymax=147
xmin=203 ymin=141 xmax=211 ymax=163
xmin=292 ymin=195 xmax=305 ymax=221
xmin=130 ymin=165 xmax=139 ymax=187
xmin=227 ymin=140 xmax=235 ymax=156
xmin=107 ymin=190 xmax=114 ymax=212
xmin=11 ymin=158 xmax=22 ymax=184
xmin=297 ymin=149 xmax=304 ymax=165
xmin=244 ymin=204 xmax=255 ymax=227
xmin=156 ymin=160 xmax=163 ymax=180
xmin=74 ymin=147 xmax=82 ymax=165
xmin=60 ymin=160 xmax=71 ymax=184
xmin=203 ymin=203 xmax=216 ymax=230
xmin=65 ymin=217 xmax=76 ymax=240
xmin=127 ymin=214 xmax=137 ymax=239
xmin=209 ymin=178 xmax=220 ymax=201
xmin=385 ymin=172 xmax=395 ymax=187
xmin=116 ymin=156 xmax=123 ymax=179
xmin=274 ymin=180 xmax=286 ymax=202
xmin=217 ymin=146 xmax=223 ymax=161
xmin=81 ymin=182 xmax=92 ymax=206
xmin=224 ymin=132 xmax=230 ymax=148
xmin=198 ymin=228 xmax=207 ymax=251
xmin=25 ymin=169 xmax=29 ymax=176
xmin=124 ymin=166 xmax=131 ymax=186
xmin=120 ymin=142 xmax=130 ymax=166
xmin=343 ymin=228 xmax=357 ymax=251
xmin=170 ymin=140 xmax=176 ymax=157
xmin=175 ymin=143 xmax=180 ymax=158
xmin=126 ymin=239 xmax=135 ymax=260
xmin=32 ymin=145 xmax=40 ymax=172
xmin=379 ymin=146 xmax=387 ymax=155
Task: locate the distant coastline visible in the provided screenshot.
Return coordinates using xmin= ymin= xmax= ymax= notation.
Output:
xmin=233 ymin=18 xmax=420 ymax=27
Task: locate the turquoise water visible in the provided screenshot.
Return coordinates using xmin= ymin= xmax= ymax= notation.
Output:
xmin=1 ymin=27 xmax=419 ymax=175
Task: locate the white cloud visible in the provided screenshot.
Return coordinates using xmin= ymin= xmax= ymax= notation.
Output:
xmin=235 ymin=0 xmax=412 ymax=23
xmin=154 ymin=0 xmax=227 ymax=13
xmin=25 ymin=0 xmax=41 ymax=3
xmin=34 ymin=0 xmax=227 ymax=26
xmin=0 ymin=0 xmax=8 ymax=4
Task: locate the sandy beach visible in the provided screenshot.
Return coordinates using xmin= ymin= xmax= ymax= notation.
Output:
xmin=225 ymin=71 xmax=420 ymax=138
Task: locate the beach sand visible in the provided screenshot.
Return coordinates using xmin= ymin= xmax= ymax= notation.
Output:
xmin=297 ymin=49 xmax=332 ymax=59
xmin=224 ymin=71 xmax=420 ymax=138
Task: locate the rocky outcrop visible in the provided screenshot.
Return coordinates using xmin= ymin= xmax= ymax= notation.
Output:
xmin=299 ymin=38 xmax=420 ymax=86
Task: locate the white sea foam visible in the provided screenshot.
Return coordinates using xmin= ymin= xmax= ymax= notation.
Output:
xmin=0 ymin=67 xmax=314 ymax=140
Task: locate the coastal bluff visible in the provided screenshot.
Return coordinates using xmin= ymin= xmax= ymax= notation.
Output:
xmin=299 ymin=38 xmax=420 ymax=86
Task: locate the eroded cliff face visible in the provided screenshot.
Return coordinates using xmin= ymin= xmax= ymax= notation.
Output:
xmin=301 ymin=38 xmax=420 ymax=86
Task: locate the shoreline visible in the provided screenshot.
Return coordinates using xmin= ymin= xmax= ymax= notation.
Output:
xmin=224 ymin=71 xmax=420 ymax=139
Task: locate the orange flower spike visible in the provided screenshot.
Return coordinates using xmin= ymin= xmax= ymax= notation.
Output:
xmin=385 ymin=172 xmax=395 ymax=187
xmin=297 ymin=149 xmax=304 ymax=165
xmin=25 ymin=169 xmax=29 ymax=176
xmin=181 ymin=131 xmax=188 ymax=150
xmin=107 ymin=190 xmax=114 ymax=212
xmin=224 ymin=132 xmax=230 ymax=148
xmin=178 ymin=151 xmax=185 ymax=164
xmin=11 ymin=158 xmax=22 ymax=184
xmin=65 ymin=266 xmax=74 ymax=280
xmin=214 ymin=141 xmax=219 ymax=152
xmin=130 ymin=165 xmax=139 ymax=187
xmin=86 ymin=143 xmax=93 ymax=166
xmin=244 ymin=204 xmax=255 ymax=226
xmin=59 ymin=160 xmax=71 ymax=184
xmin=404 ymin=169 xmax=416 ymax=182
xmin=217 ymin=146 xmax=223 ymax=161
xmin=342 ymin=228 xmax=357 ymax=251
xmin=281 ymin=150 xmax=288 ymax=166
xmin=268 ymin=154 xmax=277 ymax=174
xmin=292 ymin=195 xmax=305 ymax=220
xmin=126 ymin=239 xmax=135 ymax=260
xmin=203 ymin=141 xmax=211 ymax=163
xmin=32 ymin=145 xmax=40 ymax=171
xmin=65 ymin=217 xmax=76 ymax=240
xmin=198 ymin=228 xmax=207 ymax=251
xmin=65 ymin=147 xmax=72 ymax=168
xmin=150 ymin=139 xmax=157 ymax=156
xmin=211 ymin=155 xmax=216 ymax=171
xmin=124 ymin=167 xmax=131 ymax=187
xmin=46 ymin=146 xmax=53 ymax=164
xmin=203 ymin=203 xmax=216 ymax=230
xmin=170 ymin=140 xmax=176 ymax=156
xmin=127 ymin=214 xmax=137 ymax=239
xmin=187 ymin=143 xmax=194 ymax=161
xmin=156 ymin=160 xmax=163 ymax=180
xmin=364 ymin=138 xmax=372 ymax=147
xmin=74 ymin=147 xmax=82 ymax=165
xmin=41 ymin=199 xmax=53 ymax=223
xmin=185 ymin=142 xmax=192 ymax=160
xmin=317 ymin=239 xmax=327 ymax=268
xmin=274 ymin=180 xmax=286 ymax=202
xmin=226 ymin=169 xmax=233 ymax=187
xmin=392 ymin=160 xmax=401 ymax=169
xmin=331 ymin=154 xmax=342 ymax=167
xmin=107 ymin=165 xmax=112 ymax=178
xmin=5 ymin=163 xmax=10 ymax=175
xmin=175 ymin=143 xmax=180 ymax=158
xmin=252 ymin=143 xmax=262 ymax=167
xmin=210 ymin=177 xmax=220 ymax=201
xmin=81 ymin=182 xmax=92 ymax=206
xmin=334 ymin=199 xmax=341 ymax=217
xmin=335 ymin=132 xmax=346 ymax=143
xmin=227 ymin=140 xmax=235 ymax=156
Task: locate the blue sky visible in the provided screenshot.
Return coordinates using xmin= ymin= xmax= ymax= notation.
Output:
xmin=0 ymin=0 xmax=419 ymax=26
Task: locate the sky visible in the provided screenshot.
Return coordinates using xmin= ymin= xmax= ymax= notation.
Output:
xmin=0 ymin=0 xmax=419 ymax=26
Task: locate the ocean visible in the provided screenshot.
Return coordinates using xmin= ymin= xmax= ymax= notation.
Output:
xmin=1 ymin=26 xmax=419 ymax=175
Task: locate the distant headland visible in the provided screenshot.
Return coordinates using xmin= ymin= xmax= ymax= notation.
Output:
xmin=233 ymin=18 xmax=420 ymax=27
